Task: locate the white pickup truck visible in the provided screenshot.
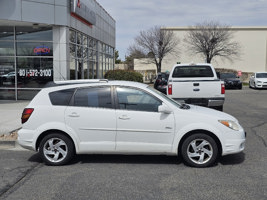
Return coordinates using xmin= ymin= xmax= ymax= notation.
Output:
xmin=167 ymin=63 xmax=225 ymax=111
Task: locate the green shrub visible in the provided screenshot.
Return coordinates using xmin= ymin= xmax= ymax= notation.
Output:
xmin=104 ymin=70 xmax=143 ymax=83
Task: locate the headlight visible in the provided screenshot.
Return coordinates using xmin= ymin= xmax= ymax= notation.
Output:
xmin=219 ymin=120 xmax=240 ymax=131
xmin=256 ymin=81 xmax=262 ymax=84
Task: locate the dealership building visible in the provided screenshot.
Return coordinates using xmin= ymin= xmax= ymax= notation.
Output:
xmin=0 ymin=0 xmax=115 ymax=100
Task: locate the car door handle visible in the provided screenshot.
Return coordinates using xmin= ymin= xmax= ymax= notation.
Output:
xmin=68 ymin=112 xmax=80 ymax=117
xmin=119 ymin=115 xmax=130 ymax=120
xmin=193 ymin=88 xmax=200 ymax=91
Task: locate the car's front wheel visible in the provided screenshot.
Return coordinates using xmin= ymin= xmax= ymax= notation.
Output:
xmin=39 ymin=133 xmax=74 ymax=166
xmin=181 ymin=133 xmax=218 ymax=168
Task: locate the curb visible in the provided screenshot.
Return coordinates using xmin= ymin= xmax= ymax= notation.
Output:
xmin=0 ymin=128 xmax=19 ymax=149
xmin=0 ymin=140 xmax=16 ymax=148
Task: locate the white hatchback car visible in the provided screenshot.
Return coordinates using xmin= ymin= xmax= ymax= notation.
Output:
xmin=249 ymin=72 xmax=267 ymax=89
xmin=18 ymin=80 xmax=246 ymax=168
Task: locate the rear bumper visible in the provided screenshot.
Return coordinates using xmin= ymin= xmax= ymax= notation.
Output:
xmin=17 ymin=129 xmax=37 ymax=151
xmin=173 ymin=97 xmax=224 ymax=107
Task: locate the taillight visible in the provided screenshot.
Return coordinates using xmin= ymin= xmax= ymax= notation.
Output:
xmin=221 ymin=83 xmax=225 ymax=94
xmin=21 ymin=108 xmax=34 ymax=124
xmin=168 ymin=84 xmax=172 ymax=95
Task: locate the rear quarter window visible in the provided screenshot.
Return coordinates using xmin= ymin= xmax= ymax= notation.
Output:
xmin=172 ymin=65 xmax=214 ymax=78
xmin=49 ymin=89 xmax=75 ymax=106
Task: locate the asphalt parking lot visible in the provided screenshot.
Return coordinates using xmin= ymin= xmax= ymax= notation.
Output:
xmin=0 ymin=87 xmax=266 ymax=200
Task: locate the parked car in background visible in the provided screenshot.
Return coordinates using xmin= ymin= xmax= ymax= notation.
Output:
xmin=249 ymin=72 xmax=267 ymax=89
xmin=219 ymin=73 xmax=242 ymax=89
xmin=18 ymin=80 xmax=245 ymax=168
xmin=154 ymin=72 xmax=169 ymax=94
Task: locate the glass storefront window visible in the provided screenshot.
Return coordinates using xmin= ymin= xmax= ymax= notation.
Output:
xmin=69 ymin=30 xmax=76 ymax=43
xmin=17 ymin=57 xmax=53 ymax=88
xmin=77 ymin=59 xmax=83 ymax=79
xmin=0 ymin=41 xmax=14 ymax=56
xmin=76 ymin=45 xmax=83 ymax=58
xmin=70 ymin=57 xmax=76 ymax=80
xmin=70 ymin=43 xmax=76 ymax=57
xmin=16 ymin=42 xmax=53 ymax=56
xmin=0 ymin=27 xmax=14 ymax=41
xmin=16 ymin=27 xmax=52 ymax=41
xmin=0 ymin=89 xmax=15 ymax=100
xmin=68 ymin=29 xmax=114 ymax=79
xmin=0 ymin=57 xmax=15 ymax=88
xmin=77 ymin=32 xmax=83 ymax=45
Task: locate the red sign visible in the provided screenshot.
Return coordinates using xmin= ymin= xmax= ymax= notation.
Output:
xmin=34 ymin=46 xmax=51 ymax=55
xmin=238 ymin=71 xmax=242 ymax=77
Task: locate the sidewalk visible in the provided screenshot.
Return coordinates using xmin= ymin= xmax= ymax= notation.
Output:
xmin=0 ymin=100 xmax=29 ymax=136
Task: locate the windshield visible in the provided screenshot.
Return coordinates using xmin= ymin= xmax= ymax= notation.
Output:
xmin=256 ymin=73 xmax=267 ymax=78
xmin=220 ymin=73 xmax=236 ymax=79
xmin=147 ymin=86 xmax=181 ymax=108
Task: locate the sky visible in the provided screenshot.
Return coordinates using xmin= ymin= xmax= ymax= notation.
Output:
xmin=96 ymin=0 xmax=267 ymax=60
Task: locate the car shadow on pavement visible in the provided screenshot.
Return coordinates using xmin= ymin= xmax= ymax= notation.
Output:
xmin=72 ymin=154 xmax=182 ymax=165
xmin=28 ymin=152 xmax=43 ymax=163
xmin=27 ymin=153 xmax=245 ymax=166
xmin=218 ymin=152 xmax=245 ymax=165
xmin=27 ymin=153 xmax=182 ymax=165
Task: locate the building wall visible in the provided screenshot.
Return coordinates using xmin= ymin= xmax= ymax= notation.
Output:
xmin=162 ymin=27 xmax=267 ymax=73
xmin=134 ymin=27 xmax=267 ymax=76
xmin=0 ymin=0 xmax=69 ymax=26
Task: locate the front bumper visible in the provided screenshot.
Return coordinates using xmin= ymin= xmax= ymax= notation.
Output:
xmin=222 ymin=130 xmax=246 ymax=156
xmin=255 ymin=83 xmax=267 ymax=88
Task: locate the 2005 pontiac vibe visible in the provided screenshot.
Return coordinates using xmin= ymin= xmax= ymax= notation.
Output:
xmin=18 ymin=80 xmax=246 ymax=167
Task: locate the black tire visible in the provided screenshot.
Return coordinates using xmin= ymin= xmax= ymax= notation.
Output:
xmin=39 ymin=133 xmax=74 ymax=166
xmin=181 ymin=133 xmax=218 ymax=168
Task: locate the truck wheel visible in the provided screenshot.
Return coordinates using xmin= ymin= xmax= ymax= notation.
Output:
xmin=181 ymin=133 xmax=218 ymax=168
xmin=39 ymin=133 xmax=74 ymax=166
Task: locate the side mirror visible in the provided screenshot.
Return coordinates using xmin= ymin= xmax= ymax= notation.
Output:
xmin=158 ymin=103 xmax=172 ymax=114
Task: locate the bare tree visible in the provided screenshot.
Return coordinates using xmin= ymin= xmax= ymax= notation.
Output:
xmin=128 ymin=26 xmax=179 ymax=73
xmin=184 ymin=21 xmax=241 ymax=63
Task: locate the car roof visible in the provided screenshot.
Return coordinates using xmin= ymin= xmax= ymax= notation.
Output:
xmin=43 ymin=80 xmax=149 ymax=92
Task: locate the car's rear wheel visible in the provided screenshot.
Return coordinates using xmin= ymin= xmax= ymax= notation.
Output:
xmin=181 ymin=133 xmax=218 ymax=168
xmin=39 ymin=133 xmax=74 ymax=166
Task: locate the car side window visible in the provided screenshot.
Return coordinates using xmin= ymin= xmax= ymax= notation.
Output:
xmin=74 ymin=87 xmax=112 ymax=109
xmin=116 ymin=87 xmax=161 ymax=112
xmin=49 ymin=88 xmax=75 ymax=106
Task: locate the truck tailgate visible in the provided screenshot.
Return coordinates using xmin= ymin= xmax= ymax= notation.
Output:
xmin=170 ymin=80 xmax=223 ymax=98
